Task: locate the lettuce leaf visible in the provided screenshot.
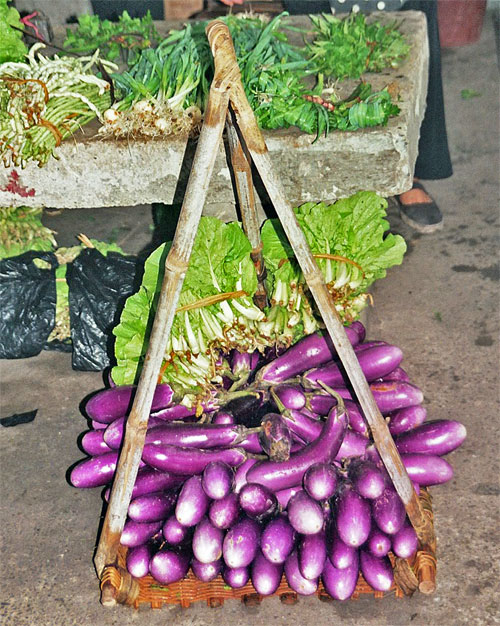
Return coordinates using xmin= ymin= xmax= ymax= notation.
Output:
xmin=0 ymin=0 xmax=27 ymax=64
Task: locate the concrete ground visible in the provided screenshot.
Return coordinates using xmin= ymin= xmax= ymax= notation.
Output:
xmin=1 ymin=9 xmax=499 ymax=626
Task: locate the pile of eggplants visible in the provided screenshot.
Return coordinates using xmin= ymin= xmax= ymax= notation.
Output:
xmin=70 ymin=321 xmax=466 ymax=598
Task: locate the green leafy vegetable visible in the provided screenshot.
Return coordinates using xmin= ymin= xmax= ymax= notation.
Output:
xmin=0 ymin=0 xmax=27 ymax=64
xmin=0 ymin=206 xmax=56 ymax=258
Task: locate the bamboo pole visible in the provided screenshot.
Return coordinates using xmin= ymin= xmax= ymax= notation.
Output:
xmin=94 ymin=85 xmax=230 ymax=583
xmin=226 ymin=112 xmax=267 ymax=309
xmin=205 ymin=19 xmax=435 ymax=546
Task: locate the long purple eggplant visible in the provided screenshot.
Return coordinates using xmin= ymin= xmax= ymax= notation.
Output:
xmin=401 ymin=453 xmax=454 ymax=485
xmin=371 ymin=487 xmax=406 ymax=535
xmin=120 ymin=520 xmax=162 ymax=548
xmin=201 ymin=461 xmax=234 ymax=500
xmin=131 ymin=467 xmax=186 ymax=499
xmin=366 ymin=528 xmax=392 ymax=558
xmin=175 ymin=475 xmax=210 ymax=527
xmin=322 ymin=553 xmax=359 ymax=601
xmin=287 ymin=491 xmax=324 ymax=535
xmin=394 ymin=419 xmax=467 ymax=456
xmin=151 ymin=396 xmax=217 ymax=422
xmin=231 ymin=350 xmax=259 ymax=377
xmin=150 ymin=548 xmax=191 ymax=584
xmin=128 ymin=490 xmax=177 ymax=523
xmin=344 ymin=400 xmax=369 ymax=436
xmin=223 ymin=517 xmax=261 ymax=568
xmin=212 ymin=411 xmax=235 ymax=425
xmin=261 ymin=515 xmax=296 ymax=564
xmin=388 ymin=405 xmax=427 ymax=436
xmin=259 ymin=413 xmax=293 ymax=461
xmin=70 ymin=451 xmax=119 ymax=488
xmin=335 ymin=430 xmax=368 ymax=461
xmin=233 ymin=458 xmax=258 ymax=494
xmin=382 ymin=366 xmax=410 ymax=382
xmin=303 ymin=344 xmax=403 ymax=389
xmin=251 ymin=549 xmax=284 ymax=596
xmin=303 ymin=462 xmax=338 ymax=501
xmin=85 ymin=384 xmax=174 ymax=424
xmin=280 ymin=408 xmax=322 ymax=443
xmin=192 ymin=517 xmax=224 ymax=564
xmin=391 ymin=520 xmax=418 ymax=559
xmin=257 ymin=329 xmax=360 ymax=385
xmin=348 ymin=460 xmax=386 ymax=500
xmin=191 ymin=558 xmax=222 ymax=582
xmin=272 ymin=384 xmax=307 ymax=410
xmin=80 ymin=430 xmax=113 ymax=456
xmin=145 ymin=422 xmax=249 ymax=449
xmin=222 ymin=565 xmax=250 ymax=589
xmin=317 ymin=381 xmax=424 ymax=413
xmin=142 ymin=443 xmax=246 ymax=475
xmin=239 ymin=483 xmax=278 ymax=520
xmin=335 ymin=483 xmax=372 ymax=547
xmin=328 ymin=528 xmax=358 ymax=569
xmin=350 ymin=321 xmax=366 ymax=343
xmin=162 ymin=515 xmax=190 ymax=545
xmin=126 ymin=542 xmax=155 ymax=578
xmin=246 ymin=402 xmax=347 ymax=491
xmin=298 ymin=531 xmax=326 ymax=580
xmin=359 ymin=550 xmax=394 ymax=592
xmin=284 ymin=549 xmax=318 ymax=596
xmin=209 ymin=491 xmax=240 ymax=530
xmin=103 ymin=415 xmax=164 ymax=449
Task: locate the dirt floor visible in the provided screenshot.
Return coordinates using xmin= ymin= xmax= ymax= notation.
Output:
xmin=1 ymin=9 xmax=499 ymax=626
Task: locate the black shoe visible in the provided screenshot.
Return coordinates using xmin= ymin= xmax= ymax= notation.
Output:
xmin=396 ymin=181 xmax=444 ymax=234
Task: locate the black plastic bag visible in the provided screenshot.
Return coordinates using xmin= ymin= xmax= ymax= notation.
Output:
xmin=66 ymin=248 xmax=139 ymax=371
xmin=0 ymin=251 xmax=57 ymax=359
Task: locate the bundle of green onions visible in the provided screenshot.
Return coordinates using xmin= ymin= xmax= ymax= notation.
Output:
xmin=0 ymin=43 xmax=116 ymax=167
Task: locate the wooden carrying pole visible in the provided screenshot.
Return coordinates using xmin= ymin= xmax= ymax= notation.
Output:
xmin=206 ymin=20 xmax=435 ymax=547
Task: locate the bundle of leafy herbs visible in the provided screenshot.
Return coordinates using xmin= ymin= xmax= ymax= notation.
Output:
xmin=306 ymin=12 xmax=410 ymax=80
xmin=62 ymin=10 xmax=160 ymax=65
xmin=0 ymin=206 xmax=56 ymax=259
xmin=112 ymin=192 xmax=406 ymax=393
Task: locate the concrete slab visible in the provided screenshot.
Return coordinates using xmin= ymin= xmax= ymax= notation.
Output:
xmin=1 ymin=8 xmax=499 ymax=626
xmin=0 ymin=12 xmax=428 ymax=214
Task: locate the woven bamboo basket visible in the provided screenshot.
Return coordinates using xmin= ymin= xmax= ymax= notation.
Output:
xmin=99 ymin=489 xmax=436 ymax=608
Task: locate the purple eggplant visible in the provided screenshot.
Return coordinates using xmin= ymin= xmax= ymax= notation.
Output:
xmin=391 ymin=520 xmax=418 ymax=559
xmin=344 ymin=400 xmax=370 ymax=436
xmin=231 ymin=350 xmax=259 ymax=377
xmin=401 ymin=453 xmax=454 ymax=486
xmin=298 ymin=531 xmax=327 ymax=580
xmin=201 ymin=461 xmax=234 ymax=500
xmin=321 ymin=381 xmax=424 ymax=413
xmin=70 ymin=451 xmax=119 ymax=488
xmin=272 ymin=384 xmax=307 ymax=410
xmin=212 ymin=411 xmax=235 ymax=425
xmin=239 ymin=483 xmax=278 ymax=520
xmin=382 ymin=366 xmax=410 ymax=382
xmin=238 ymin=432 xmax=264 ymax=454
xmin=126 ymin=542 xmax=155 ymax=578
xmin=80 ymin=430 xmax=113 ymax=456
xmin=175 ymin=475 xmax=210 ymax=527
xmin=209 ymin=491 xmax=241 ymax=530
xmin=359 ymin=550 xmax=394 ymax=592
xmin=354 ymin=340 xmax=388 ymax=353
xmin=131 ymin=467 xmax=185 ymax=499
xmin=251 ymin=549 xmax=284 ymax=596
xmin=335 ymin=430 xmax=368 ymax=461
xmin=303 ymin=344 xmax=404 ymax=389
xmin=257 ymin=329 xmax=360 ymax=385
xmin=162 ymin=515 xmax=190 ymax=545
xmin=350 ymin=321 xmax=366 ymax=343
xmin=366 ymin=528 xmax=392 ymax=558
xmin=348 ymin=460 xmax=386 ymax=500
xmin=192 ymin=517 xmax=224 ymax=564
xmin=371 ymin=487 xmax=406 ymax=535
xmin=150 ymin=548 xmax=191 ymax=584
xmin=395 ymin=419 xmax=467 ymax=456
xmin=322 ymin=552 xmax=359 ymax=601
xmin=335 ymin=484 xmax=372 ymax=547
xmin=246 ymin=402 xmax=347 ymax=492
xmin=275 ymin=486 xmax=303 ymax=510
xmin=287 ymin=491 xmax=324 ymax=535
xmin=328 ymin=528 xmax=358 ymax=570
xmin=233 ymin=458 xmax=258 ymax=494
xmin=142 ymin=443 xmax=246 ymax=475
xmin=259 ymin=413 xmax=293 ymax=462
xmin=280 ymin=408 xmax=322 ymax=443
xmin=128 ymin=490 xmax=177 ymax=523
xmin=91 ymin=420 xmax=106 ymax=430
xmin=223 ymin=517 xmax=261 ymax=568
xmin=261 ymin=515 xmax=296 ymax=564
xmin=221 ymin=392 xmax=266 ymax=428
xmin=191 ymin=558 xmax=222 ymax=582
xmin=103 ymin=415 xmax=163 ymax=449
xmin=284 ymin=549 xmax=318 ymax=596
xmin=388 ymin=405 xmax=427 ymax=436
xmin=222 ymin=565 xmax=249 ymax=589
xmin=86 ymin=384 xmax=174 ymax=424
xmin=145 ymin=422 xmax=249 ymax=449
xmin=120 ymin=520 xmax=162 ymax=548
xmin=303 ymin=462 xmax=338 ymax=501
